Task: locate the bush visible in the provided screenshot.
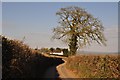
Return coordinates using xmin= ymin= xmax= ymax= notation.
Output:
xmin=2 ymin=36 xmax=64 ymax=79
xmin=63 ymin=49 xmax=70 ymax=57
xmin=66 ymin=54 xmax=120 ymax=78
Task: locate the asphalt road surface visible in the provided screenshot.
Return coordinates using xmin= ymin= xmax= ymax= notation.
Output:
xmin=43 ymin=58 xmax=79 ymax=79
xmin=43 ymin=65 xmax=59 ymax=78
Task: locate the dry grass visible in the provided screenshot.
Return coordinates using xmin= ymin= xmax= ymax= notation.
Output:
xmin=66 ymin=54 xmax=120 ymax=78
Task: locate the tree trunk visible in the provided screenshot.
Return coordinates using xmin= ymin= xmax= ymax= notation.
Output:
xmin=69 ymin=34 xmax=78 ymax=55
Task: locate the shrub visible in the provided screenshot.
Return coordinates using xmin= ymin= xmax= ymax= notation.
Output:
xmin=66 ymin=54 xmax=120 ymax=78
xmin=2 ymin=36 xmax=64 ymax=79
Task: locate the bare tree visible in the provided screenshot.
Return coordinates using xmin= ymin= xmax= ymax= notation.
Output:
xmin=52 ymin=6 xmax=106 ymax=55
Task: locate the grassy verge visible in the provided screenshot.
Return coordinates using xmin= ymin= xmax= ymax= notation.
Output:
xmin=66 ymin=54 xmax=120 ymax=78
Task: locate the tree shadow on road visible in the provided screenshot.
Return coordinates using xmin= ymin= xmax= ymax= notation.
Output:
xmin=43 ymin=58 xmax=64 ymax=79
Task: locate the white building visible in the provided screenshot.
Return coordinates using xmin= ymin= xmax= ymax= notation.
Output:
xmin=50 ymin=51 xmax=63 ymax=55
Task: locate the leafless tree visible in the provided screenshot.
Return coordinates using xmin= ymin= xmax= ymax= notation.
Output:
xmin=52 ymin=6 xmax=106 ymax=55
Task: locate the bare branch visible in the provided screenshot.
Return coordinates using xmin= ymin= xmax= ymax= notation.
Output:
xmin=52 ymin=6 xmax=106 ymax=51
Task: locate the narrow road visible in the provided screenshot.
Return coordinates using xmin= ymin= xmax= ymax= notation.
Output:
xmin=57 ymin=59 xmax=79 ymax=79
xmin=43 ymin=58 xmax=79 ymax=79
xmin=43 ymin=65 xmax=59 ymax=78
xmin=43 ymin=56 xmax=64 ymax=79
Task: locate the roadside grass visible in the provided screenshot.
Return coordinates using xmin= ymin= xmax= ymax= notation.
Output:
xmin=66 ymin=54 xmax=120 ymax=78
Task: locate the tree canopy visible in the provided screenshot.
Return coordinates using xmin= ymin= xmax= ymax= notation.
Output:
xmin=52 ymin=6 xmax=106 ymax=55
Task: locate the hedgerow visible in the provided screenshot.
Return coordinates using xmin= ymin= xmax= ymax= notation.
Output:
xmin=2 ymin=36 xmax=63 ymax=79
xmin=66 ymin=54 xmax=120 ymax=78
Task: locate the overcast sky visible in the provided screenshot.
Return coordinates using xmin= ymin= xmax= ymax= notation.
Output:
xmin=2 ymin=2 xmax=118 ymax=53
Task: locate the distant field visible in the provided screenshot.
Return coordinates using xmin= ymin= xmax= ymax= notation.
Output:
xmin=76 ymin=53 xmax=119 ymax=57
xmin=66 ymin=54 xmax=120 ymax=78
